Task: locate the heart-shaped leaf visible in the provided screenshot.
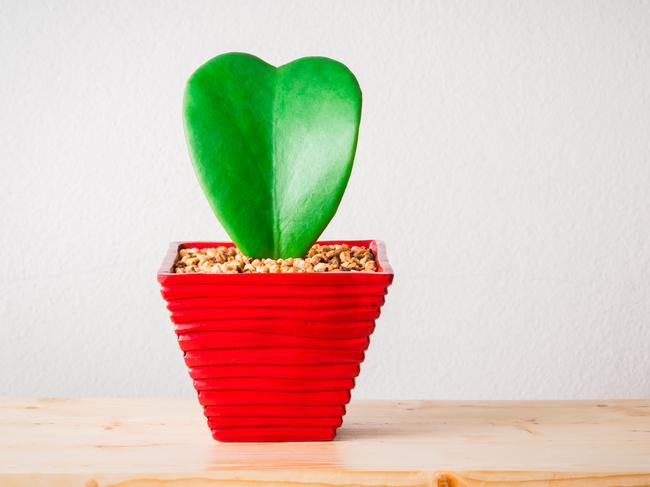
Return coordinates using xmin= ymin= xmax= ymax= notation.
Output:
xmin=183 ymin=53 xmax=362 ymax=258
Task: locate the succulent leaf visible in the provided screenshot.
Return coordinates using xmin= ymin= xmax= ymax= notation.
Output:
xmin=183 ymin=52 xmax=362 ymax=258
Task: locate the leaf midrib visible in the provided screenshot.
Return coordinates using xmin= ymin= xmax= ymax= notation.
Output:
xmin=270 ymin=69 xmax=279 ymax=257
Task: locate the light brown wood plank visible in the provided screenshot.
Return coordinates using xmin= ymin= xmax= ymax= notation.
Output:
xmin=1 ymin=398 xmax=649 ymax=486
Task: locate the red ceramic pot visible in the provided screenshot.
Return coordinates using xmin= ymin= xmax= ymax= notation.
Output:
xmin=157 ymin=240 xmax=393 ymax=442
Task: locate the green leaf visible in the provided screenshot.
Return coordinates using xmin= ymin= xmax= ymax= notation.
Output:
xmin=183 ymin=52 xmax=362 ymax=258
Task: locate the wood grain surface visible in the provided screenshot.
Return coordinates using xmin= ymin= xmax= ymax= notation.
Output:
xmin=1 ymin=398 xmax=649 ymax=486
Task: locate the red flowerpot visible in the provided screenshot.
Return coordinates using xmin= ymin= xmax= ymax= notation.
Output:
xmin=157 ymin=240 xmax=393 ymax=442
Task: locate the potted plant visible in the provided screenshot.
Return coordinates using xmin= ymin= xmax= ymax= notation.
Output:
xmin=158 ymin=52 xmax=393 ymax=442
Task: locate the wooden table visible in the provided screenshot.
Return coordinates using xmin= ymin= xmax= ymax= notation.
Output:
xmin=1 ymin=399 xmax=649 ymax=486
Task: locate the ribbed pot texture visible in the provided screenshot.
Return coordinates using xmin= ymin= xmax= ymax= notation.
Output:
xmin=158 ymin=240 xmax=393 ymax=442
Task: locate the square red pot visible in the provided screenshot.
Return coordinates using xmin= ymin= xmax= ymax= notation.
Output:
xmin=157 ymin=240 xmax=393 ymax=442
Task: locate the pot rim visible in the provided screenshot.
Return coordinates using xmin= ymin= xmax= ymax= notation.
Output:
xmin=158 ymin=239 xmax=393 ymax=277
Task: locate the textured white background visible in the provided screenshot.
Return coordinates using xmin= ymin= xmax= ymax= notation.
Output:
xmin=1 ymin=1 xmax=649 ymax=399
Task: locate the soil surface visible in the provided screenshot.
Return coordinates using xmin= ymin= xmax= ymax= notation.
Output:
xmin=174 ymin=244 xmax=377 ymax=274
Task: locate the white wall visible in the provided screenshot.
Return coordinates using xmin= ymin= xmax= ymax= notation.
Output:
xmin=1 ymin=0 xmax=649 ymax=399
